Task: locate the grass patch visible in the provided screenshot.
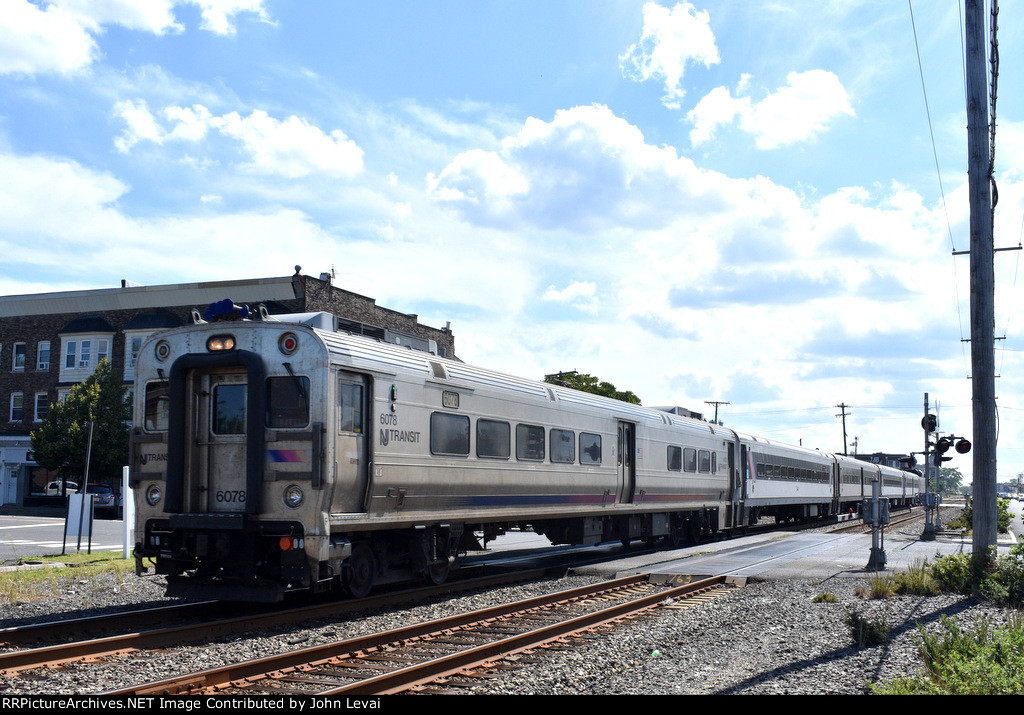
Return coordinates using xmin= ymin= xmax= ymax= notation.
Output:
xmin=875 ymin=615 xmax=1024 ymax=694
xmin=0 ymin=551 xmax=133 ymax=604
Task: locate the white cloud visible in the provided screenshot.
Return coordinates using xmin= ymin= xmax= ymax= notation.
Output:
xmin=428 ymin=104 xmax=723 ymax=231
xmin=214 ymin=110 xmax=364 ymax=178
xmin=114 ymin=102 xmax=364 ymax=178
xmin=0 ymin=0 xmax=269 ymax=77
xmin=0 ymin=1 xmax=97 ymax=76
xmin=619 ymin=1 xmax=720 ymax=110
xmin=689 ymin=70 xmax=855 ymax=149
xmin=543 ymin=281 xmax=599 ymax=314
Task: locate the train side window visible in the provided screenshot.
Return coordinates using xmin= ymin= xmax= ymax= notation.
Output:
xmin=516 ymin=424 xmax=545 ymax=461
xmin=756 ymin=462 xmax=765 ymax=477
xmin=477 ymin=419 xmax=510 ymax=459
xmin=683 ymin=447 xmax=697 ymax=472
xmin=550 ymin=428 xmax=575 ymax=464
xmin=698 ymin=450 xmax=711 ymax=473
xmin=338 ymin=383 xmax=363 ymax=434
xmin=266 ymin=376 xmax=310 ymax=429
xmin=667 ymin=445 xmax=682 ymax=471
xmin=579 ymin=433 xmax=602 ymax=465
xmin=712 ymin=452 xmax=718 ymax=473
xmin=212 ymin=384 xmax=247 ymax=435
xmin=430 ymin=412 xmax=469 ymax=456
xmin=144 ymin=382 xmax=169 ymax=431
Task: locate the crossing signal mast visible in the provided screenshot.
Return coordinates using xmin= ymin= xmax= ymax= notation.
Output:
xmin=921 ymin=394 xmax=971 ymax=539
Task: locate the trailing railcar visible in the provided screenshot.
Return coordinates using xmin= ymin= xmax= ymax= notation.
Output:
xmin=130 ymin=305 xmax=920 ymax=602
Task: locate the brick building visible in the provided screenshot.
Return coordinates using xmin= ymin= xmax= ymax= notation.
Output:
xmin=0 ymin=268 xmax=454 ymax=508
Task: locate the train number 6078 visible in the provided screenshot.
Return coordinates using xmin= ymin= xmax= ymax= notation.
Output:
xmin=215 ymin=490 xmax=246 ymax=503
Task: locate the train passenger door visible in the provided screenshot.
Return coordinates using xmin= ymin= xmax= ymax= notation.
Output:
xmin=333 ymin=372 xmax=370 ymax=513
xmin=200 ymin=371 xmax=250 ymax=512
xmin=617 ymin=422 xmax=636 ymax=504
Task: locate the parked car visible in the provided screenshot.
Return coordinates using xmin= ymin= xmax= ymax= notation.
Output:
xmin=44 ymin=480 xmax=78 ymax=496
xmin=85 ymin=483 xmax=117 ymax=517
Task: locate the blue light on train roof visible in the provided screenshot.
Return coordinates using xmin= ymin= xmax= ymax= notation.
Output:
xmin=204 ymin=298 xmax=251 ymax=321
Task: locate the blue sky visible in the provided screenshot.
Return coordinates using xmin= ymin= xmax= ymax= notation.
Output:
xmin=3 ymin=1 xmax=1024 ymax=481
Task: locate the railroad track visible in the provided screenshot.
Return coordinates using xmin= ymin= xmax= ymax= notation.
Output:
xmin=0 ymin=568 xmax=552 ymax=675
xmin=101 ymin=573 xmax=738 ymax=696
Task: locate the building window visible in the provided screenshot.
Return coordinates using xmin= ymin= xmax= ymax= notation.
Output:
xmin=128 ymin=336 xmax=143 ymax=369
xmin=13 ymin=343 xmax=26 ymax=372
xmin=10 ymin=393 xmax=23 ymax=422
xmin=34 ymin=393 xmax=49 ymax=422
xmin=79 ymin=340 xmax=91 ymax=368
xmin=37 ymin=341 xmax=50 ymax=370
xmin=65 ymin=341 xmax=76 ymax=369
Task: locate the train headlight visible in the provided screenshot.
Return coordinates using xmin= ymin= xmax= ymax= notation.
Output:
xmin=207 ymin=335 xmax=236 ymax=352
xmin=145 ymin=484 xmax=162 ymax=506
xmin=283 ymin=485 xmax=304 ymax=508
xmin=154 ymin=340 xmax=171 ymax=362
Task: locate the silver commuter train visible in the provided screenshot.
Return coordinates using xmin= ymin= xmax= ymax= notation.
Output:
xmin=130 ymin=306 xmax=922 ymax=601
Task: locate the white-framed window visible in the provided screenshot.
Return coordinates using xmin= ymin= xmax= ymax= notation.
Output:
xmin=10 ymin=393 xmax=23 ymax=422
xmin=123 ymin=332 xmax=153 ymax=382
xmin=34 ymin=393 xmax=49 ymax=422
xmin=12 ymin=343 xmax=25 ymax=372
xmin=37 ymin=341 xmax=50 ymax=370
xmin=60 ymin=334 xmax=114 ymax=383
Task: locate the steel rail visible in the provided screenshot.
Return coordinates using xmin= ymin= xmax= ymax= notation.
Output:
xmin=102 ymin=573 xmax=658 ymax=696
xmin=0 ymin=568 xmax=551 ymax=675
xmin=323 ymin=575 xmax=729 ymax=695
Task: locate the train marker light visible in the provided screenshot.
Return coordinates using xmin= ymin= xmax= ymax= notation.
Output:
xmin=279 ymin=333 xmax=299 ymax=355
xmin=145 ymin=484 xmax=162 ymax=506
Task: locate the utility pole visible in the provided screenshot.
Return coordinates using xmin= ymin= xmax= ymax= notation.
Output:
xmin=704 ymin=400 xmax=730 ymax=424
xmin=966 ymin=0 xmax=997 ymax=573
xmin=835 ymin=403 xmax=850 ymax=455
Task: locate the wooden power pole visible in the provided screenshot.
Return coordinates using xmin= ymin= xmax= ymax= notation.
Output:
xmin=965 ymin=0 xmax=997 ymax=572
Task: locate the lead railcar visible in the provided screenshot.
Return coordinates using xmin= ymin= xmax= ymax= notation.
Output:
xmin=131 ymin=304 xmax=920 ymax=601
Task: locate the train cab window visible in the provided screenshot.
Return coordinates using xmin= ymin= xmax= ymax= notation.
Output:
xmin=698 ymin=450 xmax=711 ymax=473
xmin=516 ymin=424 xmax=545 ymax=461
xmin=667 ymin=446 xmax=682 ymax=471
xmin=338 ymin=383 xmax=363 ymax=434
xmin=683 ymin=447 xmax=697 ymax=473
xmin=550 ymin=428 xmax=575 ymax=464
xmin=430 ymin=412 xmax=470 ymax=456
xmin=144 ymin=382 xmax=169 ymax=431
xmin=477 ymin=419 xmax=510 ymax=459
xmin=266 ymin=376 xmax=310 ymax=429
xmin=212 ymin=384 xmax=247 ymax=435
xmin=579 ymin=433 xmax=602 ymax=465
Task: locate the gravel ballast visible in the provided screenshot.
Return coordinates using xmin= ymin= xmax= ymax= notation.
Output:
xmin=0 ymin=512 xmax=1014 ymax=695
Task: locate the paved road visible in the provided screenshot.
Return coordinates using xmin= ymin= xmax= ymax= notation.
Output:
xmin=0 ymin=514 xmax=134 ymax=563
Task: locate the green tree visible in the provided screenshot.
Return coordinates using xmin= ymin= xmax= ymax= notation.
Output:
xmin=544 ymin=371 xmax=642 ymax=405
xmin=939 ymin=466 xmax=965 ymax=495
xmin=31 ymin=359 xmax=130 ymax=487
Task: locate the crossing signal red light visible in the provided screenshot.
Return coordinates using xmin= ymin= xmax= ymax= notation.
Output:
xmin=935 ymin=437 xmax=952 ymax=454
xmin=955 ymin=438 xmax=972 ymax=454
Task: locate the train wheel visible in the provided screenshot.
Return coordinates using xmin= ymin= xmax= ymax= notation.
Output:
xmin=346 ymin=543 xmax=375 ymax=598
xmin=424 ymin=558 xmax=450 ymax=586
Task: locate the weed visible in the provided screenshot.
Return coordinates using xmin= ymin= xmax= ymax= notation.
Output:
xmin=846 ymin=610 xmax=889 ymax=648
